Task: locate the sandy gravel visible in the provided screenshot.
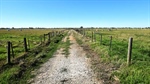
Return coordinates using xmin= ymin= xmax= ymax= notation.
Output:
xmin=31 ymin=30 xmax=102 ymax=84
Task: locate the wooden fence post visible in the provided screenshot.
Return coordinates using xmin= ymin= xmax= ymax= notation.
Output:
xmin=109 ymin=36 xmax=112 ymax=50
xmin=127 ymin=37 xmax=133 ymax=66
xmin=7 ymin=41 xmax=11 ymax=64
xmin=24 ymin=38 xmax=28 ymax=52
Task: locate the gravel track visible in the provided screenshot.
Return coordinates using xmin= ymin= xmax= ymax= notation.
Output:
xmin=31 ymin=30 xmax=102 ymax=84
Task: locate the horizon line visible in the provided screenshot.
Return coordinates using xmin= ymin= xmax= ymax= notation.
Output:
xmin=0 ymin=27 xmax=150 ymax=28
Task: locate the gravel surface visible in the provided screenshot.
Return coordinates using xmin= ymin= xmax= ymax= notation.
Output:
xmin=31 ymin=31 xmax=102 ymax=84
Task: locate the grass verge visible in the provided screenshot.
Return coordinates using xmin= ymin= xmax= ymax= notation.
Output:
xmin=73 ymin=30 xmax=119 ymax=83
xmin=75 ymin=29 xmax=150 ymax=83
xmin=0 ymin=34 xmax=65 ymax=84
xmin=59 ymin=35 xmax=71 ymax=58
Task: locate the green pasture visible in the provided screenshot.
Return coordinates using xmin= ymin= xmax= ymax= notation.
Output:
xmin=84 ymin=28 xmax=150 ymax=83
xmin=0 ymin=29 xmax=56 ymax=62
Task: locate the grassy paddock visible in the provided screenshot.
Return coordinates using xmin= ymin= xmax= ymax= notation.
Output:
xmin=80 ymin=28 xmax=150 ymax=83
xmin=0 ymin=29 xmax=66 ymax=83
xmin=0 ymin=29 xmax=62 ymax=66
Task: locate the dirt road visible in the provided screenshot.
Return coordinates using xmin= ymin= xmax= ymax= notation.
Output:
xmin=31 ymin=30 xmax=102 ymax=84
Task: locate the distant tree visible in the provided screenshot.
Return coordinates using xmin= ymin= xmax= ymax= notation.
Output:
xmin=29 ymin=27 xmax=34 ymax=29
xmin=0 ymin=27 xmax=5 ymax=29
xmin=80 ymin=26 xmax=83 ymax=29
xmin=111 ymin=27 xmax=115 ymax=29
xmin=12 ymin=27 xmax=15 ymax=29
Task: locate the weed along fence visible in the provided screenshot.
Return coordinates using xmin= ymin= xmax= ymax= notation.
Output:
xmin=0 ymin=30 xmax=65 ymax=67
xmin=74 ymin=29 xmax=150 ymax=66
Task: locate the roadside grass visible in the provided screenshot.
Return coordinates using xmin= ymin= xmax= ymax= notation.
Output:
xmin=75 ymin=36 xmax=83 ymax=45
xmin=76 ymin=29 xmax=150 ymax=83
xmin=59 ymin=34 xmax=71 ymax=58
xmin=113 ymin=61 xmax=150 ymax=84
xmin=0 ymin=66 xmax=20 ymax=84
xmin=0 ymin=32 xmax=65 ymax=84
xmin=63 ymin=37 xmax=71 ymax=57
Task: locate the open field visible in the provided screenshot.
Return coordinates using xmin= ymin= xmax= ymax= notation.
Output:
xmin=78 ymin=28 xmax=150 ymax=83
xmin=0 ymin=28 xmax=66 ymax=83
xmin=0 ymin=28 xmax=150 ymax=83
xmin=0 ymin=29 xmax=62 ymax=65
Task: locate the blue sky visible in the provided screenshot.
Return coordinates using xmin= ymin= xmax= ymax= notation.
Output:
xmin=0 ymin=0 xmax=150 ymax=28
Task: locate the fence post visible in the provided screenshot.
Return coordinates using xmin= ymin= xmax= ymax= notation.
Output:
xmin=7 ymin=41 xmax=11 ymax=64
xmin=127 ymin=37 xmax=133 ymax=66
xmin=109 ymin=36 xmax=112 ymax=50
xmin=24 ymin=38 xmax=28 ymax=52
xmin=10 ymin=42 xmax=14 ymax=58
